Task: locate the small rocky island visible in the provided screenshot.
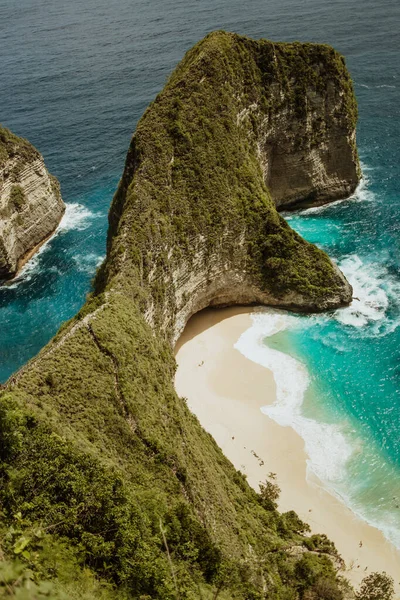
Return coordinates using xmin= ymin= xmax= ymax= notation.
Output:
xmin=0 ymin=125 xmax=65 ymax=280
xmin=0 ymin=32 xmax=370 ymax=600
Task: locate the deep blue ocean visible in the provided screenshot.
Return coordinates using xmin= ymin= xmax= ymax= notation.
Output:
xmin=1 ymin=0 xmax=399 ymax=549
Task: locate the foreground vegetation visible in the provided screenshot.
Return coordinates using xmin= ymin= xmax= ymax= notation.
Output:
xmin=0 ymin=32 xmax=383 ymax=599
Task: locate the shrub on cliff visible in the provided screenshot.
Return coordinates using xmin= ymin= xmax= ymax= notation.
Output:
xmin=294 ymin=554 xmax=342 ymax=598
xmin=259 ymin=473 xmax=281 ymax=510
xmin=356 ymin=572 xmax=394 ymax=600
xmin=9 ymin=185 xmax=25 ymax=211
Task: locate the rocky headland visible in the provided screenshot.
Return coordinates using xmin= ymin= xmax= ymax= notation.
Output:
xmin=102 ymin=32 xmax=359 ymax=344
xmin=0 ymin=125 xmax=65 ymax=280
xmin=0 ymin=32 xmax=365 ymax=600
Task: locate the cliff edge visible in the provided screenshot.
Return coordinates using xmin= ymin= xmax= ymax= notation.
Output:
xmin=0 ymin=33 xmax=362 ymax=599
xmin=0 ymin=125 xmax=65 ymax=280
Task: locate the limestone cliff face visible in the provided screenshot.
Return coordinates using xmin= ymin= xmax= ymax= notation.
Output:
xmin=100 ymin=31 xmax=359 ymax=344
xmin=254 ymin=81 xmax=359 ymax=209
xmin=167 ymin=234 xmax=350 ymax=345
xmin=0 ymin=126 xmax=65 ymax=279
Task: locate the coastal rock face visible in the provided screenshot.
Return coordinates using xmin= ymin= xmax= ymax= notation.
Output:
xmin=171 ymin=250 xmax=350 ymax=345
xmin=103 ymin=31 xmax=359 ymax=343
xmin=254 ymin=68 xmax=360 ymax=210
xmin=0 ymin=126 xmax=65 ymax=279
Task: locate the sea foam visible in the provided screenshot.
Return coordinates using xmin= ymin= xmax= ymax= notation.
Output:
xmin=5 ymin=242 xmax=51 ymax=287
xmin=58 ymin=202 xmax=97 ymax=232
xmin=73 ymin=252 xmax=105 ymax=274
xmin=234 ymin=310 xmax=354 ymax=484
xmin=2 ymin=203 xmax=98 ymax=288
xmin=335 ymin=254 xmax=400 ymax=335
xmin=295 ymin=169 xmax=375 ymax=217
xmin=234 ymin=309 xmax=400 ymax=550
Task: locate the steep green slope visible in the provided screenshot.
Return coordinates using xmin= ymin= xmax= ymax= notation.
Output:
xmin=0 ymin=32 xmax=360 ymax=599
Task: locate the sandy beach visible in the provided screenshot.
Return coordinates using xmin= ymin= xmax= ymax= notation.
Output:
xmin=175 ymin=307 xmax=400 ymax=595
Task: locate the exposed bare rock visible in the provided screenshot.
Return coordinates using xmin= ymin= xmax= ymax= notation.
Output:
xmin=254 ymin=76 xmax=360 ymax=209
xmin=0 ymin=126 xmax=65 ymax=280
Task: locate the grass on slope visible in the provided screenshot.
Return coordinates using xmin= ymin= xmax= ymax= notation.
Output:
xmin=0 ymin=125 xmax=39 ymax=168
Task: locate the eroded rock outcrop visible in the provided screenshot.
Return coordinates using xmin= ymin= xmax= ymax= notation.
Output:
xmin=0 ymin=126 xmax=65 ymax=279
xmin=102 ymin=31 xmax=360 ymax=343
xmin=253 ymin=53 xmax=360 ymax=209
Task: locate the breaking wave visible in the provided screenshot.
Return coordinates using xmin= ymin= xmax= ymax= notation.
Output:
xmin=2 ymin=203 xmax=99 ymax=288
xmin=235 ymin=311 xmax=354 ymax=485
xmin=335 ymin=255 xmax=400 ymax=335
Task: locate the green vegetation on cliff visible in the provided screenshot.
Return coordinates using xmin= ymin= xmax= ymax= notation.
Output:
xmin=0 ymin=296 xmax=353 ymax=599
xmin=0 ymin=32 xmax=362 ymax=599
xmin=0 ymin=125 xmax=40 ymax=167
xmin=9 ymin=185 xmax=25 ymax=211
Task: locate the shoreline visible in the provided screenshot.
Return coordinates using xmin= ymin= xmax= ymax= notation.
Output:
xmin=1 ymin=206 xmax=67 ymax=286
xmin=15 ymin=212 xmax=65 ymax=276
xmin=175 ymin=307 xmax=400 ymax=594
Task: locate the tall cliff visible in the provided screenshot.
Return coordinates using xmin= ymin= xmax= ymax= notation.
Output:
xmin=101 ymin=31 xmax=359 ymax=344
xmin=0 ymin=33 xmax=361 ymax=599
xmin=0 ymin=125 xmax=65 ymax=280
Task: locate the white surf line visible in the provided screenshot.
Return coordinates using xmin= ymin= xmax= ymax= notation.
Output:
xmin=234 ymin=310 xmax=354 ymax=486
xmin=235 ymin=308 xmax=400 ymax=552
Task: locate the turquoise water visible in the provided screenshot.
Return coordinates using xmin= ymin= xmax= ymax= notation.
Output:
xmin=280 ymin=174 xmax=400 ymax=546
xmin=1 ymin=0 xmax=399 ymax=548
